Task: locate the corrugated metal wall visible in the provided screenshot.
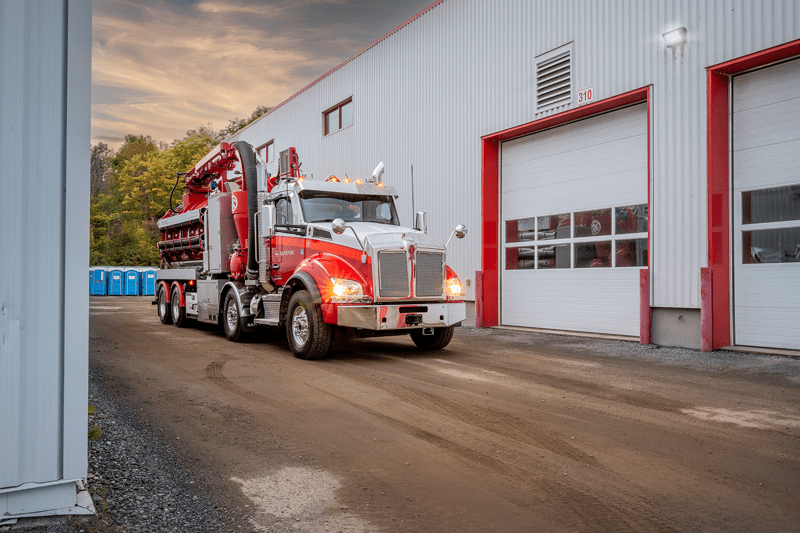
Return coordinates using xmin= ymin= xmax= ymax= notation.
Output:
xmin=0 ymin=0 xmax=91 ymax=515
xmin=233 ymin=0 xmax=800 ymax=309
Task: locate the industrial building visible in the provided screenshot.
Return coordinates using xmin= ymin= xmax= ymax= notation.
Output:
xmin=231 ymin=0 xmax=800 ymax=352
xmin=1 ymin=0 xmax=92 ymax=521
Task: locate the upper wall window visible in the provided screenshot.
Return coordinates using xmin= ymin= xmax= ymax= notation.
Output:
xmin=324 ymin=98 xmax=353 ymax=136
xmin=257 ymin=140 xmax=274 ymax=163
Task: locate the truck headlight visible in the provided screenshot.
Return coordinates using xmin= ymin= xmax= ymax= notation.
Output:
xmin=331 ymin=278 xmax=364 ymax=301
xmin=446 ymin=275 xmax=463 ymax=297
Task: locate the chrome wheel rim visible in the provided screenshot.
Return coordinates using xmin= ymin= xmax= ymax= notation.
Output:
xmin=226 ymin=300 xmax=238 ymax=332
xmin=172 ymin=293 xmax=179 ymax=319
xmin=291 ymin=305 xmax=309 ymax=348
xmin=159 ymin=291 xmax=166 ymax=318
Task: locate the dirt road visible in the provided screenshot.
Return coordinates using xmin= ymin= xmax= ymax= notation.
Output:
xmin=89 ymin=297 xmax=800 ymax=532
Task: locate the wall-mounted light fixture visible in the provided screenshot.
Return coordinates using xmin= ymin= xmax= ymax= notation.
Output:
xmin=663 ymin=27 xmax=687 ymax=48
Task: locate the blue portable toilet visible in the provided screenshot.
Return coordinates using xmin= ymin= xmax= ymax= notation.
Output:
xmin=91 ymin=268 xmax=108 ymax=296
xmin=141 ymin=269 xmax=157 ymax=296
xmin=124 ymin=269 xmax=141 ymax=295
xmin=108 ymin=269 xmax=124 ymax=296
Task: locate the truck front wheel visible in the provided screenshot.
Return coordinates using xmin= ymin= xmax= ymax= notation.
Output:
xmin=410 ymin=326 xmax=455 ymax=350
xmin=157 ymin=286 xmax=172 ymax=325
xmin=286 ymin=290 xmax=331 ymax=360
xmin=222 ymin=292 xmax=246 ymax=342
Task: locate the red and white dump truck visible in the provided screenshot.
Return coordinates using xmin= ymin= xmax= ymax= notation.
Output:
xmin=155 ymin=142 xmax=467 ymax=359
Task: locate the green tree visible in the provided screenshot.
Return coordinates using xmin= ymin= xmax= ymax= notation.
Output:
xmin=89 ymin=128 xmax=218 ymax=267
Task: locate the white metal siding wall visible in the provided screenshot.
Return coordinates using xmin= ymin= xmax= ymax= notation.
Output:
xmin=0 ymin=0 xmax=91 ymax=514
xmin=233 ymin=0 xmax=800 ymax=309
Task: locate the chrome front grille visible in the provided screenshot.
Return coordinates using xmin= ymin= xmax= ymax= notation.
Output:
xmin=377 ymin=250 xmax=445 ymax=299
xmin=378 ymin=252 xmax=409 ymax=297
xmin=416 ymin=252 xmax=444 ymax=296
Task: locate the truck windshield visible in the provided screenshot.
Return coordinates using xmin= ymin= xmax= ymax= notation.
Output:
xmin=298 ymin=191 xmax=400 ymax=225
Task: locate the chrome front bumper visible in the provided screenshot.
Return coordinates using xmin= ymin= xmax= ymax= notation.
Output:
xmin=336 ymin=302 xmax=466 ymax=330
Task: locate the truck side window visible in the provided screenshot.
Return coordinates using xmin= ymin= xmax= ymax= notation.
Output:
xmin=276 ymin=197 xmax=293 ymax=225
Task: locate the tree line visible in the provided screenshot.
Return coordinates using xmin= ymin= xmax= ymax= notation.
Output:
xmin=90 ymin=106 xmax=271 ymax=266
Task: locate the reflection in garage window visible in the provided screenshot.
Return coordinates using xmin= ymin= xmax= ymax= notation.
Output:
xmin=504 ymin=204 xmax=647 ymax=270
xmin=742 ymin=185 xmax=800 ymax=225
xmin=616 ymin=238 xmax=648 ymax=267
xmin=575 ymin=241 xmax=611 ymax=268
xmin=616 ymin=204 xmax=648 ymax=234
xmin=538 ymin=213 xmax=571 ymax=240
xmin=506 ymin=246 xmax=536 ymax=270
xmin=505 ymin=218 xmax=536 ymax=243
xmin=742 ymin=227 xmax=800 ymax=263
xmin=538 ymin=244 xmax=570 ymax=268
xmin=574 ymin=209 xmax=612 ymax=237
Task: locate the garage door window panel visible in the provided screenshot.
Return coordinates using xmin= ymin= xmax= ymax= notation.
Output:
xmin=616 ymin=204 xmax=648 ymax=234
xmin=742 ymin=227 xmax=800 ymax=263
xmin=616 ymin=238 xmax=648 ymax=267
xmin=504 ymin=205 xmax=647 ymax=270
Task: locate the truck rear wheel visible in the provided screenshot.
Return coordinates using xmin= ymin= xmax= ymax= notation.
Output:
xmin=222 ymin=292 xmax=246 ymax=342
xmin=171 ymin=286 xmax=187 ymax=328
xmin=157 ymin=286 xmax=172 ymax=325
xmin=286 ymin=290 xmax=331 ymax=360
xmin=410 ymin=326 xmax=455 ymax=350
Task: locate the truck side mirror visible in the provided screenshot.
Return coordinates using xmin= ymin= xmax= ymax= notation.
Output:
xmin=262 ymin=204 xmax=275 ymax=237
xmin=446 ymin=224 xmax=467 ymax=248
xmin=414 ymin=212 xmax=427 ymax=233
xmin=332 ymin=218 xmax=346 ymax=234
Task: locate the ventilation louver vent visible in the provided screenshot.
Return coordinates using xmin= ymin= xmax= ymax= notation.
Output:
xmin=536 ymin=46 xmax=572 ymax=112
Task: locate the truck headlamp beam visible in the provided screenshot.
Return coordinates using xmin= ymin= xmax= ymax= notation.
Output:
xmin=331 ymin=278 xmax=364 ymax=301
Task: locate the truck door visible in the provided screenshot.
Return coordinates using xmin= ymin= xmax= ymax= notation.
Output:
xmin=271 ymin=196 xmax=304 ymax=283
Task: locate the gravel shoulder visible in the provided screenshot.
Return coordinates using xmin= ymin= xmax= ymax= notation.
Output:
xmin=3 ymin=364 xmax=255 ymax=533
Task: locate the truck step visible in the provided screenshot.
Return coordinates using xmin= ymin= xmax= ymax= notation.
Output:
xmin=254 ymin=318 xmax=280 ymax=326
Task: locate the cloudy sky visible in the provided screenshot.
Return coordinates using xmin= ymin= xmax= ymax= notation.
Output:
xmin=92 ymin=0 xmax=434 ymax=148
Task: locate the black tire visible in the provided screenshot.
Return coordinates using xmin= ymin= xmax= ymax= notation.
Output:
xmin=222 ymin=292 xmax=246 ymax=342
xmin=286 ymin=290 xmax=331 ymax=360
xmin=171 ymin=286 xmax=187 ymax=328
xmin=157 ymin=286 xmax=172 ymax=325
xmin=410 ymin=326 xmax=455 ymax=350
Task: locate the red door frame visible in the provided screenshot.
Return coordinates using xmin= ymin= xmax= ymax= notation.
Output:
xmin=706 ymin=39 xmax=800 ymax=349
xmin=479 ymin=86 xmax=651 ymax=328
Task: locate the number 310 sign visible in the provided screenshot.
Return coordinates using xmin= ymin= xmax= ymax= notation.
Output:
xmin=577 ymin=86 xmax=595 ymax=106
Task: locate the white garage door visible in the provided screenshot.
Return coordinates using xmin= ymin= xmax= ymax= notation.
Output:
xmin=732 ymin=59 xmax=800 ymax=350
xmin=501 ymin=104 xmax=648 ymax=336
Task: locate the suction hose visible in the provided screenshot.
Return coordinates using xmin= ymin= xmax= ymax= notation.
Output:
xmin=234 ymin=141 xmax=259 ymax=279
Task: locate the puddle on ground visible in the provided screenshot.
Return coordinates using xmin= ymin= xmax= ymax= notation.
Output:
xmin=681 ymin=407 xmax=800 ymax=430
xmin=232 ymin=467 xmax=372 ymax=532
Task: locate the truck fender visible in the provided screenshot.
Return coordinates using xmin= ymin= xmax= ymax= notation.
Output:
xmin=283 ymin=269 xmax=327 ymax=325
xmin=291 ymin=254 xmax=370 ymax=302
xmin=170 ymin=281 xmax=186 ymax=307
xmin=158 ymin=281 xmax=171 ymax=302
xmin=221 ymin=281 xmax=256 ymax=332
xmin=285 ymin=270 xmax=322 ymax=304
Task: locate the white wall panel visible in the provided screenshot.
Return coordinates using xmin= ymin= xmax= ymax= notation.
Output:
xmin=0 ymin=0 xmax=91 ymax=517
xmin=232 ymin=0 xmax=800 ymax=308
